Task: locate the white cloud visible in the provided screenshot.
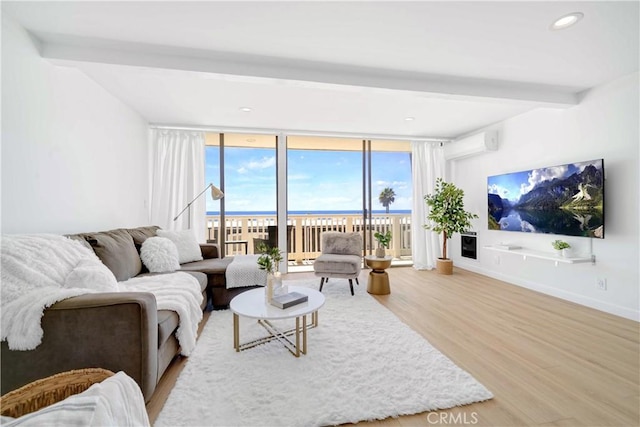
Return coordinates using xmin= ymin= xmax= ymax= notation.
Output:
xmin=237 ymin=156 xmax=276 ymax=174
xmin=375 ymin=180 xmax=406 ymax=190
xmin=488 ymin=183 xmax=510 ymax=198
xmin=520 ymin=165 xmax=567 ymax=195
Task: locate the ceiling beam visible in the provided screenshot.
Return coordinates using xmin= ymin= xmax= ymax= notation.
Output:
xmin=37 ymin=32 xmax=578 ymax=108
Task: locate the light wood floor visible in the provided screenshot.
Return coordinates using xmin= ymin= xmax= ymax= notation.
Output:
xmin=146 ymin=267 xmax=640 ymax=427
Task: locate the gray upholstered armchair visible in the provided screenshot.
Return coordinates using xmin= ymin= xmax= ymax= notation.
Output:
xmin=313 ymin=232 xmax=363 ymax=295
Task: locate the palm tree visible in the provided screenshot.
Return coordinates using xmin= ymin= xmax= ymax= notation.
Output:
xmin=378 ymin=187 xmax=396 ymax=213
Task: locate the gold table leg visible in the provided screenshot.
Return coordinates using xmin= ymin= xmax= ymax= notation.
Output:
xmin=233 ymin=313 xmax=239 ymax=352
xmin=295 ymin=317 xmax=300 ymax=357
xmin=302 ymin=314 xmax=307 ymax=354
xmin=233 ymin=311 xmax=320 ymax=357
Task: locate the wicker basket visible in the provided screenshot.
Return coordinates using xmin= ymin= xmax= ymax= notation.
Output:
xmin=0 ymin=368 xmax=115 ymax=419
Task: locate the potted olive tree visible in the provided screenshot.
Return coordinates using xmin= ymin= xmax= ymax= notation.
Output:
xmin=424 ymin=178 xmax=478 ymax=274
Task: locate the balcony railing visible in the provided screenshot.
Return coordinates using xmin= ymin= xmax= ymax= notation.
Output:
xmin=206 ymin=213 xmax=412 ymax=264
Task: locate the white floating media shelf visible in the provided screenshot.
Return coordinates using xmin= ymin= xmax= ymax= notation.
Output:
xmin=484 ymin=245 xmax=595 ymax=265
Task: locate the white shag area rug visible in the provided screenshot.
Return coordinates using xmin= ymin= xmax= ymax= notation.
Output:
xmin=155 ymin=278 xmax=493 ymax=427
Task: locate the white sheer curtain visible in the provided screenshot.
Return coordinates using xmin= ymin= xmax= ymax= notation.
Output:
xmin=150 ymin=129 xmax=206 ymax=241
xmin=411 ymin=141 xmax=446 ymax=270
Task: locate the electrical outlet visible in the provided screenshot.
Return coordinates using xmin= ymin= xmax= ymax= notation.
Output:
xmin=494 ymin=255 xmax=500 ymax=265
xmin=597 ymin=278 xmax=607 ymax=290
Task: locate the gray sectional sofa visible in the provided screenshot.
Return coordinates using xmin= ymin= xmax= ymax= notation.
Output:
xmin=0 ymin=225 xmax=256 ymax=402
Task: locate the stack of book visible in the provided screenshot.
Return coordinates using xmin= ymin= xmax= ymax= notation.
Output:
xmin=270 ymin=291 xmax=308 ymax=309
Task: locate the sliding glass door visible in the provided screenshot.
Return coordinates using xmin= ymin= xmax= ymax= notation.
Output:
xmin=286 ymin=136 xmax=412 ymax=270
xmin=286 ymin=137 xmax=363 ymax=267
xmin=206 ymin=133 xmax=412 ymax=268
xmin=368 ymin=140 xmax=413 ymax=262
xmin=205 ymin=133 xmax=277 ymax=256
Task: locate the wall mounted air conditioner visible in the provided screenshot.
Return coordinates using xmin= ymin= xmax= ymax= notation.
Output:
xmin=444 ymin=130 xmax=498 ymax=161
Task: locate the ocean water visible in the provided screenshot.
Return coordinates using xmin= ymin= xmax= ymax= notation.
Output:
xmin=206 ymin=210 xmax=410 ymax=216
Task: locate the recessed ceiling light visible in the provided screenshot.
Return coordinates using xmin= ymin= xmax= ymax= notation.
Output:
xmin=404 ymin=117 xmax=415 ymax=121
xmin=550 ymin=12 xmax=584 ymax=30
xmin=239 ymin=107 xmax=252 ymax=112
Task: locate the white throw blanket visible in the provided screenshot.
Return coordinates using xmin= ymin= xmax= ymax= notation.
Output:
xmin=1 ymin=234 xmax=118 ymax=350
xmin=0 ymin=371 xmax=150 ymax=426
xmin=120 ymin=273 xmax=202 ymax=356
xmin=225 ymin=255 xmax=267 ymax=288
xmin=1 ymin=234 xmax=202 ymax=356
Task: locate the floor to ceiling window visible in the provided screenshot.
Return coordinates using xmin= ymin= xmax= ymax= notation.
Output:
xmin=287 ymin=137 xmax=363 ymax=266
xmin=205 ymin=133 xmax=277 ymax=256
xmin=286 ymin=136 xmax=412 ymax=270
xmin=369 ymin=140 xmax=413 ymax=263
xmin=205 ymin=132 xmax=412 ymax=270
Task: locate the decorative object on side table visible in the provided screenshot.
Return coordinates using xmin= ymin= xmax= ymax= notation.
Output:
xmin=373 ymin=230 xmax=391 ymax=258
xmin=424 ymin=178 xmax=478 ymax=275
xmin=551 ymin=239 xmax=571 ymax=257
xmin=256 ymin=242 xmax=284 ymax=302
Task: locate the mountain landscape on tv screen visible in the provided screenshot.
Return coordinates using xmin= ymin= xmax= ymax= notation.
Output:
xmin=488 ymin=160 xmax=604 ymax=238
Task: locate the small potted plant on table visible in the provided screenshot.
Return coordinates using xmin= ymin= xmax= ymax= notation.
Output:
xmin=373 ymin=230 xmax=391 ymax=258
xmin=257 ymin=243 xmax=283 ymax=301
xmin=551 ymin=240 xmax=571 ymax=257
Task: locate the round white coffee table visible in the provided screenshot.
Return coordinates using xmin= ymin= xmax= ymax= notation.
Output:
xmin=230 ymin=286 xmax=325 ymax=357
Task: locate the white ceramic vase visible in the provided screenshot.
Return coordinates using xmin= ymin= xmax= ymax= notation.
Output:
xmin=265 ymin=274 xmax=274 ymax=303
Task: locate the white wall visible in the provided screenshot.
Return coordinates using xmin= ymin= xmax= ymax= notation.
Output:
xmin=448 ymin=72 xmax=639 ymax=321
xmin=1 ymin=13 xmax=150 ymax=234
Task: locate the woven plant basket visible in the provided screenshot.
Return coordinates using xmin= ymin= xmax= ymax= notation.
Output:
xmin=0 ymin=368 xmax=115 ymax=419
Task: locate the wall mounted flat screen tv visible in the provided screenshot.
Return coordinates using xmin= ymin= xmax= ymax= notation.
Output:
xmin=488 ymin=159 xmax=604 ymax=238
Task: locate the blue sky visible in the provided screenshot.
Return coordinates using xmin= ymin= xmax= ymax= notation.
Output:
xmin=205 ymin=147 xmax=412 ymax=212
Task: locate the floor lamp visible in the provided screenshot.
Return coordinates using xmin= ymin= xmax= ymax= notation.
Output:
xmin=173 ymin=183 xmax=224 ymax=229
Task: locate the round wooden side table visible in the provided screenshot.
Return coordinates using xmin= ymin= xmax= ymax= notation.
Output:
xmin=364 ymin=255 xmax=392 ymax=295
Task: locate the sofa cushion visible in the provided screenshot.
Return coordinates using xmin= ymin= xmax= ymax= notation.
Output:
xmin=137 ymin=271 xmax=208 ymax=310
xmin=125 ymin=226 xmax=161 ymax=274
xmin=156 ymin=271 xmax=207 ymax=345
xmin=66 ymin=234 xmax=94 ymax=252
xmin=85 ymin=229 xmax=142 ymax=282
xmin=127 ymin=226 xmax=161 ymax=253
xmin=179 ymin=257 xmax=233 ymax=275
xmin=157 ymin=310 xmax=179 ymax=348
xmin=156 ymin=230 xmax=203 ymax=264
xmin=140 ymin=237 xmax=180 ymax=273
xmin=185 ymin=271 xmax=208 ymax=292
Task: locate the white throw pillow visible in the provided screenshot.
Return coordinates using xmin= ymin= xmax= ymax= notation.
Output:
xmin=140 ymin=237 xmax=181 ymax=273
xmin=155 ymin=230 xmax=203 ymax=264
